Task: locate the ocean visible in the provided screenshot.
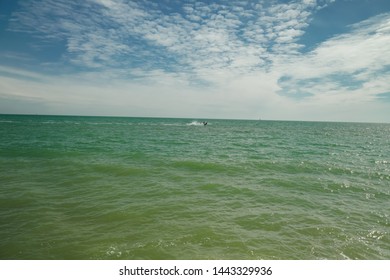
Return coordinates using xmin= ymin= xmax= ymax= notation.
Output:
xmin=0 ymin=114 xmax=389 ymax=259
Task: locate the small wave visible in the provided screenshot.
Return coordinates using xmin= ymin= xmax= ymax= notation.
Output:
xmin=161 ymin=123 xmax=182 ymax=126
xmin=86 ymin=122 xmax=114 ymax=125
xmin=106 ymin=245 xmax=123 ymax=258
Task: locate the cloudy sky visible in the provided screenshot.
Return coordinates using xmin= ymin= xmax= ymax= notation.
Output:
xmin=0 ymin=0 xmax=389 ymax=122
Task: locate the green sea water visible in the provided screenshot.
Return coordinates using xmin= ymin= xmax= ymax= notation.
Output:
xmin=0 ymin=115 xmax=389 ymax=259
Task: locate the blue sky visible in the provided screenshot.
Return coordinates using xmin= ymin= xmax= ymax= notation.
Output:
xmin=0 ymin=0 xmax=390 ymax=122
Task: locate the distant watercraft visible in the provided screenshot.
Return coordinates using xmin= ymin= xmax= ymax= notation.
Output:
xmin=187 ymin=121 xmax=208 ymax=126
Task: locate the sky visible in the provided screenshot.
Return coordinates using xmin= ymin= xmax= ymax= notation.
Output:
xmin=0 ymin=0 xmax=390 ymax=122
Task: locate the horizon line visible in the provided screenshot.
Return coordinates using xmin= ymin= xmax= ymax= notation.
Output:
xmin=1 ymin=113 xmax=389 ymax=125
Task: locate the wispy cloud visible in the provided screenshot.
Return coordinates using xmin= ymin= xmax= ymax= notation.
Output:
xmin=276 ymin=12 xmax=390 ymax=103
xmin=8 ymin=0 xmax=331 ymax=75
xmin=1 ymin=0 xmax=390 ymax=121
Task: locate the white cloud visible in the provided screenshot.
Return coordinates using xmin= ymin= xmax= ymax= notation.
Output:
xmin=274 ymin=12 xmax=390 ymax=106
xmin=1 ymin=0 xmax=390 ymax=122
xmin=8 ymin=0 xmax=322 ymax=74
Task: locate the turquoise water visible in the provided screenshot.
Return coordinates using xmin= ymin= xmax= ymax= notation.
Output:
xmin=0 ymin=115 xmax=389 ymax=259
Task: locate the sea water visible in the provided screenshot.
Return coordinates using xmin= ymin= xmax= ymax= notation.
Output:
xmin=0 ymin=115 xmax=389 ymax=259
